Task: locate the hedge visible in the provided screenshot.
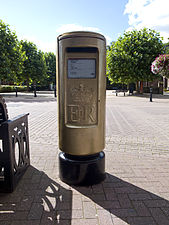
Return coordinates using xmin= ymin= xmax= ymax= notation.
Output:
xmin=0 ymin=85 xmax=27 ymax=93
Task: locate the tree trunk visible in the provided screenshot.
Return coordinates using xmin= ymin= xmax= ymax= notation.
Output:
xmin=140 ymin=81 xmax=143 ymax=94
xmin=136 ymin=81 xmax=139 ymax=93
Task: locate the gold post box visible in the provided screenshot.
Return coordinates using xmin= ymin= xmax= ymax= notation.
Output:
xmin=57 ymin=31 xmax=106 ymax=185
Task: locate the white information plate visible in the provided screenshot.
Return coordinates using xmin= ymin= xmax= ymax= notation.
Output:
xmin=68 ymin=59 xmax=96 ymax=78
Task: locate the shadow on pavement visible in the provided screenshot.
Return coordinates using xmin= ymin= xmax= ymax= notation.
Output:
xmin=0 ymin=166 xmax=72 ymax=225
xmin=0 ymin=93 xmax=57 ymax=104
xmin=132 ymin=94 xmax=169 ymax=99
xmin=73 ymin=173 xmax=169 ymax=225
xmin=3 ymin=97 xmax=57 ymax=103
xmin=110 ymin=91 xmax=169 ymax=99
xmin=1 ymin=169 xmax=169 ymax=224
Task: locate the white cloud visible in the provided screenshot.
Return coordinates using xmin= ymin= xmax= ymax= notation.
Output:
xmin=56 ymin=24 xmax=111 ymax=45
xmin=18 ymin=24 xmax=111 ymax=53
xmin=124 ymin=0 xmax=169 ymax=42
xmin=18 ymin=34 xmax=56 ymax=53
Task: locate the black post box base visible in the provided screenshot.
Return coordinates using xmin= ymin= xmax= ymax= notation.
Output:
xmin=59 ymin=151 xmax=105 ymax=186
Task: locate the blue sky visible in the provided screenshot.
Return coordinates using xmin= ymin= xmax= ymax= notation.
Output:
xmin=0 ymin=0 xmax=169 ymax=52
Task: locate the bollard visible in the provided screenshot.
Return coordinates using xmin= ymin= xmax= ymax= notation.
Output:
xmin=150 ymin=87 xmax=153 ymax=102
xmin=54 ymin=86 xmax=57 ymax=97
xmin=34 ymin=85 xmax=37 ymax=97
xmin=15 ymin=87 xmax=18 ymax=97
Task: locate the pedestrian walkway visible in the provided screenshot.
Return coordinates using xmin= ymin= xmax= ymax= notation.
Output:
xmin=0 ymin=92 xmax=169 ymax=225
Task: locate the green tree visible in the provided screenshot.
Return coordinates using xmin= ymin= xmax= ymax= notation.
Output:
xmin=44 ymin=52 xmax=56 ymax=86
xmin=0 ymin=20 xmax=24 ymax=83
xmin=20 ymin=40 xmax=47 ymax=91
xmin=107 ymin=28 xmax=164 ymax=90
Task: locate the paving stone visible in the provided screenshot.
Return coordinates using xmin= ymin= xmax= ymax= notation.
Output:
xmin=0 ymin=221 xmax=11 ymax=225
xmin=95 ymin=200 xmax=120 ymax=209
xmin=16 ymin=196 xmax=34 ymax=211
xmin=72 ymin=195 xmax=82 ymax=210
xmin=112 ymin=217 xmax=130 ymax=225
xmin=110 ymin=208 xmax=137 ymax=217
xmin=161 ymin=207 xmax=169 ymax=217
xmin=71 ymin=218 xmax=99 ymax=225
xmin=41 ymin=219 xmax=71 ymax=225
xmin=54 ymin=210 xmax=72 ymax=220
xmin=128 ymin=193 xmax=152 ymax=200
xmin=132 ymin=201 xmax=151 ymax=216
xmin=40 ymin=211 xmax=70 ymax=224
xmin=1 ymin=92 xmax=169 ymax=225
xmin=83 ymin=201 xmax=97 ymax=219
xmin=127 ymin=216 xmax=156 ymax=225
xmin=149 ymin=208 xmax=169 ymax=225
xmin=117 ymin=193 xmax=133 ymax=208
xmin=27 ymin=203 xmax=43 ymax=220
xmin=144 ymin=199 xmax=169 ymax=207
xmin=11 ymin=221 xmax=40 ymax=225
xmin=97 ymin=209 xmax=113 ymax=225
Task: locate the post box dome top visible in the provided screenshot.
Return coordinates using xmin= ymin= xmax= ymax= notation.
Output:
xmin=58 ymin=31 xmax=106 ymax=41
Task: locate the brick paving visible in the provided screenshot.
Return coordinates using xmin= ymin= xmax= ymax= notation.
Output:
xmin=0 ymin=91 xmax=169 ymax=224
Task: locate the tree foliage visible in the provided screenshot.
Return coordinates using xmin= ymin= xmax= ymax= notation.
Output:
xmin=19 ymin=40 xmax=47 ymax=90
xmin=44 ymin=52 xmax=56 ymax=85
xmin=0 ymin=19 xmax=56 ymax=89
xmin=107 ymin=28 xmax=164 ymax=84
xmin=0 ymin=20 xmax=24 ymax=82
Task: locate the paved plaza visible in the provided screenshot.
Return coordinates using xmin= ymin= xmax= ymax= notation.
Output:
xmin=1 ymin=91 xmax=169 ymax=225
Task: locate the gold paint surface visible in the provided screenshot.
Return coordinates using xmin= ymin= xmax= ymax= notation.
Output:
xmin=66 ymin=82 xmax=97 ymax=126
xmin=57 ymin=31 xmax=106 ymax=155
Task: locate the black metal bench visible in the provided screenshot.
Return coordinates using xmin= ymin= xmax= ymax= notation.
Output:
xmin=0 ymin=96 xmax=30 ymax=192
